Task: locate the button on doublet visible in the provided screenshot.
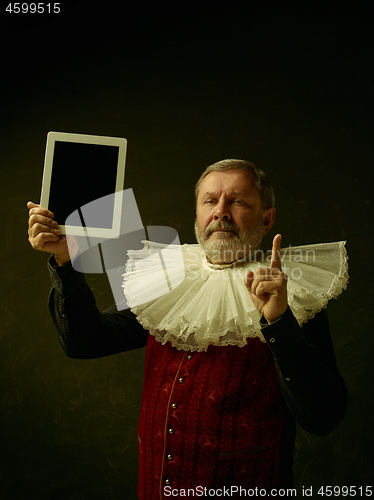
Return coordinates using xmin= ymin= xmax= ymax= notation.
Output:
xmin=168 ymin=428 xmax=174 ymax=435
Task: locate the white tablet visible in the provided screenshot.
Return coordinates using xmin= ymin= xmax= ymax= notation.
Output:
xmin=40 ymin=131 xmax=127 ymax=238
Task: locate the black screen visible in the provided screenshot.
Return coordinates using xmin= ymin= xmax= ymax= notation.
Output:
xmin=48 ymin=141 xmax=120 ymax=228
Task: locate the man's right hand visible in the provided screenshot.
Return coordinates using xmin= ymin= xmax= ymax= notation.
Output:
xmin=27 ymin=201 xmax=74 ymax=266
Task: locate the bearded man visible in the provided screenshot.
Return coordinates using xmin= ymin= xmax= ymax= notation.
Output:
xmin=194 ymin=160 xmax=274 ymax=265
xmin=27 ymin=159 xmax=347 ymax=499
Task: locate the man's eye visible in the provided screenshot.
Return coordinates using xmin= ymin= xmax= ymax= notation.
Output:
xmin=205 ymin=200 xmax=216 ymax=204
xmin=233 ymin=200 xmax=244 ymax=205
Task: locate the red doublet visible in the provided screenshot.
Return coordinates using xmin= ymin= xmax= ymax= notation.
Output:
xmin=137 ymin=335 xmax=284 ymax=499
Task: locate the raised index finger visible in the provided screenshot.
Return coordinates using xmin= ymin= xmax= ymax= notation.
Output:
xmin=270 ymin=233 xmax=282 ymax=270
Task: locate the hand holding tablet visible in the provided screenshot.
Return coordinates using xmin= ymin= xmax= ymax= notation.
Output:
xmin=27 ymin=201 xmax=76 ymax=266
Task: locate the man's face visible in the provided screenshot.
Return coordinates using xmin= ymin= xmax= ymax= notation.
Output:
xmin=195 ymin=170 xmax=274 ymax=264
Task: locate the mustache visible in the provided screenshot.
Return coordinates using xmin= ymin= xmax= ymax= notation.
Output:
xmin=204 ymin=220 xmax=240 ymax=238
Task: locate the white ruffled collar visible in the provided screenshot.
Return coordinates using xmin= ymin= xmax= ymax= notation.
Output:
xmin=122 ymin=241 xmax=348 ymax=352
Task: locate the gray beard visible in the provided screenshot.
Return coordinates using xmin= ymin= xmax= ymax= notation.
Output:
xmin=194 ymin=216 xmax=265 ymax=264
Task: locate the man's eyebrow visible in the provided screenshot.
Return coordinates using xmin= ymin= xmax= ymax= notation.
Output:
xmin=203 ymin=190 xmax=248 ymax=197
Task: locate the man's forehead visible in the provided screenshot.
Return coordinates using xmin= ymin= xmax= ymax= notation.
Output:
xmin=199 ymin=170 xmax=258 ymax=197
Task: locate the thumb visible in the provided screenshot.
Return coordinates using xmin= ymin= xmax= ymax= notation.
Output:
xmin=27 ymin=201 xmax=39 ymax=209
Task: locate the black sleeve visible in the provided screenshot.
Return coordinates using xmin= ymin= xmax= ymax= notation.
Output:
xmin=47 ymin=256 xmax=148 ymax=359
xmin=261 ymin=306 xmax=347 ymax=436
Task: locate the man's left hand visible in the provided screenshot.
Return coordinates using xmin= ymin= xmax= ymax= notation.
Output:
xmin=245 ymin=234 xmax=288 ymax=324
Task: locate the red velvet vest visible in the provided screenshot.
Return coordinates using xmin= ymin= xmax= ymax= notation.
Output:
xmin=137 ymin=334 xmax=284 ymax=499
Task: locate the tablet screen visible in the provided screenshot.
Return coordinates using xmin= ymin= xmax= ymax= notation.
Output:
xmin=40 ymin=132 xmax=127 ymax=238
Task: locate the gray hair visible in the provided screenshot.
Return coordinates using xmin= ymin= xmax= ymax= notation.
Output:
xmin=195 ymin=159 xmax=275 ymax=209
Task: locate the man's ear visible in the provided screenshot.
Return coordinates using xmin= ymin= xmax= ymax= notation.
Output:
xmin=262 ymin=207 xmax=275 ymax=235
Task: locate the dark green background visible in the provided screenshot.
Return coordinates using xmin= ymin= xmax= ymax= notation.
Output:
xmin=1 ymin=2 xmax=373 ymax=498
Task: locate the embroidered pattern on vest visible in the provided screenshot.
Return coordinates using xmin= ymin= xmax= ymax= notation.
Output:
xmin=137 ymin=335 xmax=284 ymax=500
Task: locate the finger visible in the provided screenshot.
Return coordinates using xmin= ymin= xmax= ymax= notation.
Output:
xmin=29 ymin=207 xmax=55 ymax=218
xmin=29 ymin=231 xmax=60 ymax=250
xmin=246 ymin=269 xmax=266 ymax=297
xmin=245 ymin=270 xmax=263 ymax=301
xmin=28 ymin=204 xmax=54 ymax=219
xmin=27 ymin=201 xmax=53 ymax=217
xmin=29 ymin=213 xmax=58 ymax=230
xmin=270 ymin=233 xmax=282 ymax=270
xmin=255 ymin=274 xmax=287 ymax=295
xmin=29 ymin=221 xmax=61 ymax=239
xmin=244 ymin=270 xmax=254 ymax=288
xmin=249 ymin=267 xmax=284 ymax=295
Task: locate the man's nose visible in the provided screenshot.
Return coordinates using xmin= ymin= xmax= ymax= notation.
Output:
xmin=213 ymin=200 xmax=231 ymax=221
